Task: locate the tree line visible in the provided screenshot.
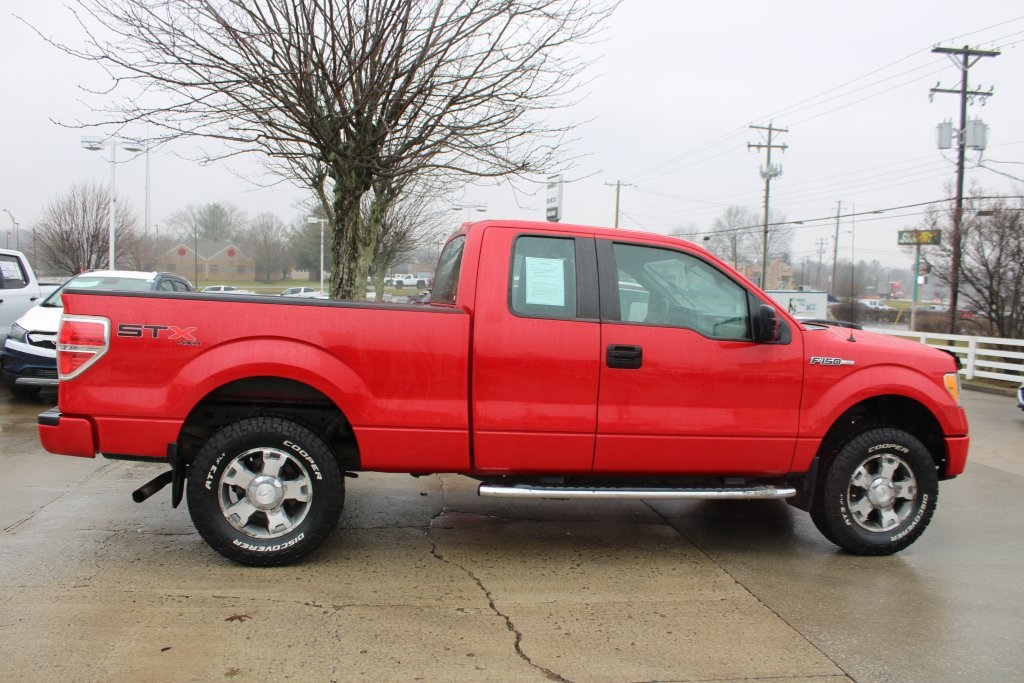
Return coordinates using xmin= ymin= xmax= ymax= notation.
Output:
xmin=29 ymin=181 xmax=445 ymax=286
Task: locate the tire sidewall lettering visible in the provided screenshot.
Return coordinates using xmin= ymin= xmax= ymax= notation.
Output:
xmin=232 ymin=532 xmax=306 ymax=553
xmin=890 ymin=493 xmax=929 ymax=542
xmin=205 ymin=451 xmax=228 ymax=490
xmin=282 ymin=440 xmax=323 ymax=481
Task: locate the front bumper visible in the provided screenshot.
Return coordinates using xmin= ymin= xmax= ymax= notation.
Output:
xmin=1 ymin=342 xmax=57 ymax=388
xmin=38 ymin=408 xmax=97 ymax=458
xmin=945 ymin=435 xmax=970 ymax=477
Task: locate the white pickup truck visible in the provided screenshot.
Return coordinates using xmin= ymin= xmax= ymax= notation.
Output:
xmin=0 ymin=249 xmax=44 ymax=343
xmin=386 ymin=273 xmax=430 ymax=289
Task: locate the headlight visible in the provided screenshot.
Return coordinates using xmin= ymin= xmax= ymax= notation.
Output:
xmin=7 ymin=323 xmax=28 ymax=344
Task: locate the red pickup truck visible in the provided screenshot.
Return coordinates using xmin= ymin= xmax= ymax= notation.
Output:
xmin=38 ymin=220 xmax=969 ymax=565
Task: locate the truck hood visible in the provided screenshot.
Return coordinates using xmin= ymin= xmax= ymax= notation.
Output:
xmin=801 ymin=322 xmax=957 ymax=374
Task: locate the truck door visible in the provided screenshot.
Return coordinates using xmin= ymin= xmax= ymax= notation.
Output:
xmin=470 ymin=228 xmax=601 ymax=473
xmin=594 ymin=240 xmax=803 ymax=475
xmin=0 ymin=251 xmax=41 ymax=341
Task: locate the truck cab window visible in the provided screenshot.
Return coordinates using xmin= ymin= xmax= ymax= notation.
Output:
xmin=509 ymin=235 xmax=577 ymax=319
xmin=0 ymin=254 xmax=29 ymax=289
xmin=432 ymin=236 xmax=466 ymax=305
xmin=612 ymin=243 xmax=751 ymax=340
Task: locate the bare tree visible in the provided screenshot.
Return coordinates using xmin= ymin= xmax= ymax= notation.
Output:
xmin=164 ymin=202 xmax=248 ymax=242
xmin=367 ymin=179 xmax=452 ymax=297
xmin=46 ymin=0 xmax=618 ymax=298
xmin=923 ymin=197 xmax=1024 ymax=338
xmin=701 ymin=206 xmax=792 ymax=269
xmin=702 ymin=206 xmax=757 ymax=267
xmin=36 ymin=182 xmax=139 ymax=274
xmin=242 ymin=212 xmax=292 ymax=283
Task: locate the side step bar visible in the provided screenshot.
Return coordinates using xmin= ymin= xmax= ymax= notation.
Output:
xmin=478 ymin=483 xmax=796 ymax=501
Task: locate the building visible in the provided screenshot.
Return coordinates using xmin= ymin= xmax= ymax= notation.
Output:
xmin=158 ymin=241 xmax=256 ymax=286
xmin=737 ymin=259 xmax=795 ymax=290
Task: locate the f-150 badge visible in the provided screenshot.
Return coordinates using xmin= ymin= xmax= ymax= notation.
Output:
xmin=809 ymin=356 xmax=855 ymax=366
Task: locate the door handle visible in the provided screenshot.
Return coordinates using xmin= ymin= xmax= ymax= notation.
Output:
xmin=606 ymin=344 xmax=642 ymax=369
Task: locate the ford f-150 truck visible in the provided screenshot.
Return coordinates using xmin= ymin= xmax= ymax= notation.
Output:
xmin=37 ymin=220 xmax=969 ymax=566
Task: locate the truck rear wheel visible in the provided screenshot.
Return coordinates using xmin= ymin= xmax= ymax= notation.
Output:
xmin=186 ymin=416 xmax=344 ymax=566
xmin=813 ymin=427 xmax=938 ymax=555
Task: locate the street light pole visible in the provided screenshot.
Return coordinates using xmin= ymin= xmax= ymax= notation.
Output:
xmin=2 ymin=209 xmax=17 ymax=251
xmin=81 ymin=136 xmax=144 ymax=269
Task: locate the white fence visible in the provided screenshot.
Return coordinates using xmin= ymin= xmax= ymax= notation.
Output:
xmin=868 ymin=328 xmax=1024 ymax=387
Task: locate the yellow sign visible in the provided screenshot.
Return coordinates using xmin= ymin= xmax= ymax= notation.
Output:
xmin=898 ymin=230 xmax=942 ymax=245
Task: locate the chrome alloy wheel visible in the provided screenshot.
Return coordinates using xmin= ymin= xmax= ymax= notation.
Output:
xmin=217 ymin=447 xmax=313 ymax=539
xmin=846 ymin=453 xmax=918 ymax=532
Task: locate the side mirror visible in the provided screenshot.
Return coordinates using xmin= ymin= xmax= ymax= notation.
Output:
xmin=753 ymin=304 xmax=781 ymax=343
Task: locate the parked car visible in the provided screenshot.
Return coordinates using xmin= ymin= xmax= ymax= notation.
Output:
xmin=1 ymin=270 xmax=194 ymax=398
xmin=1018 ymin=382 xmax=1023 ymax=412
xmin=857 ymin=298 xmax=895 ymax=312
xmin=281 ymin=287 xmax=327 ymax=298
xmin=0 ymin=248 xmax=44 ymax=344
xmin=201 ymin=285 xmax=256 ymax=294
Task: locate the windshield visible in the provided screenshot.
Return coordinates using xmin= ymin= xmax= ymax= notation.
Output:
xmin=42 ymin=274 xmax=157 ymax=308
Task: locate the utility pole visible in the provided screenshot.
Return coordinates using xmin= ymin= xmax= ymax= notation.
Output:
xmin=930 ymin=44 xmax=999 ymax=333
xmin=748 ymin=123 xmax=787 ymax=288
xmin=815 ymin=238 xmax=827 ymax=290
xmin=604 ymin=180 xmax=634 ymax=228
xmin=830 ymin=200 xmax=842 ymax=293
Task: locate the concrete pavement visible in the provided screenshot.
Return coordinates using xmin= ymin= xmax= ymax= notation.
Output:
xmin=1 ymin=389 xmax=1021 ymax=682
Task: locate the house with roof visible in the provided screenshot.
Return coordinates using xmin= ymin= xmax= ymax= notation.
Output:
xmin=158 ymin=241 xmax=257 ymax=285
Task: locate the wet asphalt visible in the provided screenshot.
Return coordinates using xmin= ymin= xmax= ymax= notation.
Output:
xmin=0 ymin=388 xmax=1021 ymax=682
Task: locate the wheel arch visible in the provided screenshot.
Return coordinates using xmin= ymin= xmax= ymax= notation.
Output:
xmin=177 ymin=376 xmax=360 ymax=473
xmin=789 ymin=394 xmax=949 ymax=511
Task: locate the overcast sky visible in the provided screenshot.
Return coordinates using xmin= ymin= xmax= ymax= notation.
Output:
xmin=2 ymin=1 xmax=1022 ymax=271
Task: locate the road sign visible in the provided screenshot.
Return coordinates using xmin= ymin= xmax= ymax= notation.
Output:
xmin=546 ymin=175 xmax=563 ymax=222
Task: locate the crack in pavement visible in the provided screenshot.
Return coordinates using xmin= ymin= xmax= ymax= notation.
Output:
xmin=424 ymin=475 xmax=571 ymax=683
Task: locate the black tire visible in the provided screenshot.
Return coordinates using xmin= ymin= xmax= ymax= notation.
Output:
xmin=416 ymin=280 xmax=426 ymax=289
xmin=813 ymin=427 xmax=938 ymax=555
xmin=186 ymin=416 xmax=344 ymax=566
xmin=394 ymin=281 xmax=403 ymax=289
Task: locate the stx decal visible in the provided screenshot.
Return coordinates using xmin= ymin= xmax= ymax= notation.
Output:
xmin=117 ymin=323 xmax=200 ymax=345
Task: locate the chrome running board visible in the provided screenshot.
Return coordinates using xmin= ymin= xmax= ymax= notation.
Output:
xmin=477 ymin=484 xmax=796 ymax=500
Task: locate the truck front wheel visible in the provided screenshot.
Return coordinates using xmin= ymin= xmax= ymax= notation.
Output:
xmin=813 ymin=427 xmax=938 ymax=555
xmin=186 ymin=416 xmax=344 ymax=566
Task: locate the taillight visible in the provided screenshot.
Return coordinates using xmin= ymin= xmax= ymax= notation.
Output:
xmin=58 ymin=316 xmax=110 ymax=380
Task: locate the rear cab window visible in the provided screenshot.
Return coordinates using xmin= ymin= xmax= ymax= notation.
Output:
xmin=431 ymin=236 xmax=466 ymax=305
xmin=509 ymin=235 xmax=578 ymax=319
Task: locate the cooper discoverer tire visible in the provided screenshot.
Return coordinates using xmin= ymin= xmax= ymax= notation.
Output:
xmin=814 ymin=427 xmax=938 ymax=556
xmin=186 ymin=416 xmax=344 ymax=566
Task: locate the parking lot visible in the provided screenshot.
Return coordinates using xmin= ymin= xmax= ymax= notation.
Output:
xmin=1 ymin=388 xmax=1022 ymax=682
